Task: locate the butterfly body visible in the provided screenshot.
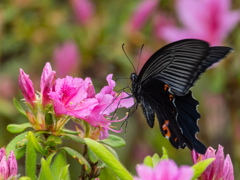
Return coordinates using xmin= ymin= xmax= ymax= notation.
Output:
xmin=130 ymin=39 xmax=232 ymax=154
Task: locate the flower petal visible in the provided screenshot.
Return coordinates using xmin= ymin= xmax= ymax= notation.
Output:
xmin=0 ymin=156 xmax=9 ymax=179
xmin=223 ymin=154 xmax=234 ymax=180
xmin=0 ymin=147 xmax=6 ymax=162
xmin=135 ymin=164 xmax=154 ymax=180
xmin=215 ymin=145 xmax=224 ymax=179
xmin=176 ymin=165 xmax=194 ymax=180
xmin=202 ymin=147 xmax=216 ymax=180
xmin=8 ymin=150 xmax=18 ymax=177
xmin=154 ymin=160 xmax=178 ymax=179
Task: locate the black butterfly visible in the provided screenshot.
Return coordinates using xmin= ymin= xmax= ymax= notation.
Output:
xmin=130 ymin=39 xmax=232 ymax=154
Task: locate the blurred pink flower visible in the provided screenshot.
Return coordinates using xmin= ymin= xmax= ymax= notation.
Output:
xmin=71 ymin=0 xmax=95 ymax=25
xmin=18 ymin=69 xmax=36 ymax=108
xmin=53 ymin=41 xmax=80 ymax=78
xmin=134 ymin=159 xmax=193 ymax=180
xmin=40 ymin=62 xmax=56 ymax=108
xmin=0 ymin=75 xmax=16 ymax=99
xmin=0 ymin=147 xmax=18 ymax=180
xmin=192 ymin=144 xmax=234 ymax=180
xmin=155 ymin=0 xmax=240 ymax=45
xmin=128 ymin=0 xmax=159 ymax=31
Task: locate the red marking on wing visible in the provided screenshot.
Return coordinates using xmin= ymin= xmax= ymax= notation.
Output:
xmin=162 ymin=120 xmax=171 ymax=138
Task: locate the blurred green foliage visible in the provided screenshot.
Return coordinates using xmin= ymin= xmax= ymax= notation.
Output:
xmin=1 ymin=0 xmax=240 ymax=179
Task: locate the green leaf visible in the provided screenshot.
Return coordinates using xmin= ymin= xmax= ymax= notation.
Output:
xmin=51 ymin=151 xmax=68 ymax=180
xmin=45 ymin=135 xmax=62 ymax=147
xmin=15 ymin=138 xmax=28 ymax=148
xmin=41 ymin=158 xmax=54 ymax=180
xmin=13 ymin=98 xmax=27 ymax=118
xmin=6 ymin=131 xmax=29 ymax=157
xmin=59 ymin=165 xmax=70 ymax=180
xmin=46 ymin=153 xmax=57 ymax=166
xmin=87 ymin=146 xmax=98 ymax=163
xmin=62 ymin=129 xmax=81 ymax=135
xmin=63 ymin=134 xmax=85 ymax=144
xmin=143 ymin=156 xmax=153 ymax=167
xmin=13 ymin=146 xmax=26 ymax=160
xmin=28 ymin=131 xmax=46 ymax=155
xmin=61 ymin=147 xmax=91 ymax=174
xmin=102 ymin=144 xmax=119 ymax=160
xmin=7 ymin=123 xmax=32 ymax=133
xmin=19 ymin=177 xmax=31 ymax=180
xmin=26 ymin=132 xmax=37 ymax=179
xmin=99 ymin=167 xmax=118 ymax=180
xmin=34 ymin=131 xmax=51 ymax=137
xmin=45 ymin=112 xmax=53 ymax=125
xmin=152 ymin=153 xmax=160 ymax=167
xmin=48 ymin=135 xmax=62 ymax=144
xmin=99 ymin=134 xmax=126 ymax=147
xmin=39 ymin=153 xmax=56 ymax=180
xmin=85 ymin=138 xmax=133 ymax=180
xmin=160 ymin=147 xmax=168 ymax=160
xmin=191 ymin=158 xmax=215 ymax=180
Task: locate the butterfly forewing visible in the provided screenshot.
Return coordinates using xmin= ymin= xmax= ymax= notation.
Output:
xmin=138 ymin=39 xmax=232 ymax=96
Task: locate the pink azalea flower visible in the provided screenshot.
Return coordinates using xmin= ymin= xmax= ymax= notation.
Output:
xmin=134 ymin=159 xmax=193 ymax=180
xmin=49 ymin=76 xmax=98 ymax=119
xmin=191 ymin=144 xmax=234 ymax=180
xmin=49 ymin=74 xmax=134 ymax=139
xmin=128 ymin=0 xmax=159 ymax=31
xmin=83 ymin=74 xmax=134 ymax=139
xmin=155 ymin=0 xmax=240 ymax=45
xmin=70 ymin=0 xmax=95 ymax=25
xmin=18 ymin=69 xmax=36 ymax=108
xmin=40 ymin=62 xmax=56 ymax=108
xmin=53 ymin=41 xmax=80 ymax=78
xmin=0 ymin=147 xmax=18 ymax=180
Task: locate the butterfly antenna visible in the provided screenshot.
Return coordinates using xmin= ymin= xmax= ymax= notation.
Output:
xmin=137 ymin=44 xmax=144 ymax=73
xmin=122 ymin=44 xmax=137 ymax=73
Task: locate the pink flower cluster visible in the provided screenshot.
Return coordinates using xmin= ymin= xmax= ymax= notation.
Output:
xmin=129 ymin=0 xmax=240 ymax=45
xmin=134 ymin=159 xmax=193 ymax=180
xmin=0 ymin=148 xmax=18 ymax=180
xmin=18 ymin=62 xmax=134 ymax=139
xmin=49 ymin=74 xmax=133 ymax=139
xmin=192 ymin=144 xmax=234 ymax=180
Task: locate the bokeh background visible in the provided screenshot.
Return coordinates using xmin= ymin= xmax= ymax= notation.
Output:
xmin=1 ymin=0 xmax=240 ymax=179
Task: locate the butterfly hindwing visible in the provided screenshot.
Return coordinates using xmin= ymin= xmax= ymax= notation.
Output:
xmin=141 ymin=98 xmax=155 ymax=128
xmin=141 ymin=78 xmax=193 ymax=150
xmin=175 ymin=91 xmax=206 ymax=154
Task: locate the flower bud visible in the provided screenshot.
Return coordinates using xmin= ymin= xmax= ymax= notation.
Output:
xmin=8 ymin=151 xmax=18 ymax=177
xmin=40 ymin=62 xmax=56 ymax=108
xmin=18 ymin=69 xmax=36 ymax=108
xmin=0 ymin=157 xmax=9 ymax=179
